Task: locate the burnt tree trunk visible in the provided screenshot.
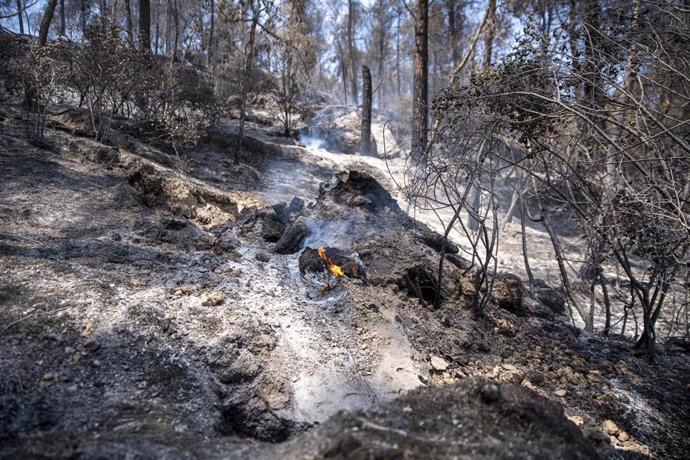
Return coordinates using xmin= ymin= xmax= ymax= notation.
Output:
xmin=207 ymin=0 xmax=215 ymax=66
xmin=337 ymin=39 xmax=349 ymax=103
xmin=139 ymin=0 xmax=151 ymax=52
xmin=124 ymin=0 xmax=133 ymax=46
xmin=446 ymin=0 xmax=460 ymax=67
xmin=17 ymin=0 xmax=24 ymax=34
xmin=154 ymin=0 xmax=161 ymax=53
xmin=80 ymin=0 xmax=87 ymax=33
xmin=235 ymin=2 xmax=260 ymax=165
xmin=483 ymin=0 xmax=496 ymax=68
xmin=171 ymin=0 xmax=179 ymax=63
xmin=411 ymin=0 xmax=429 ymax=157
xmin=361 ymin=65 xmax=372 ymax=155
xmin=38 ymin=0 xmax=59 ymax=46
xmin=347 ymin=0 xmax=358 ymax=103
xmin=59 ymin=0 xmax=65 ymax=36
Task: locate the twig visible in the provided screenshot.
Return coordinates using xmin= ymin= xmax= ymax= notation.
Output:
xmin=4 ymin=305 xmax=73 ymax=331
xmin=0 ymin=232 xmax=42 ymax=244
xmin=353 ymin=415 xmax=409 ymax=438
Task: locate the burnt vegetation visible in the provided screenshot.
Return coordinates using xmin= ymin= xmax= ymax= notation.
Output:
xmin=0 ymin=0 xmax=689 ymax=459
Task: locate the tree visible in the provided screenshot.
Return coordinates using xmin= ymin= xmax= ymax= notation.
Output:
xmin=483 ymin=0 xmax=496 ymax=67
xmin=273 ymin=0 xmax=316 ymax=137
xmin=139 ymin=0 xmax=150 ymax=52
xmin=234 ymin=0 xmax=261 ymax=165
xmin=59 ymin=0 xmax=65 ymax=36
xmin=346 ymin=0 xmax=358 ymax=103
xmin=206 ymin=0 xmax=214 ymax=66
xmin=361 ymin=64 xmax=372 ymax=154
xmin=123 ymin=0 xmax=133 ymax=45
xmin=16 ymin=0 xmax=24 ymax=34
xmin=410 ymin=0 xmax=428 ymax=157
xmin=39 ymin=0 xmax=59 ymax=46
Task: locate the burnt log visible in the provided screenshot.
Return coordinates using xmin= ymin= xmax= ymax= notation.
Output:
xmin=275 ymin=219 xmax=311 ymax=254
xmin=416 ymin=231 xmax=459 ymax=254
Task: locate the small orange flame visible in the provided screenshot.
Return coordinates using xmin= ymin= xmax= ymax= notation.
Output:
xmin=318 ymin=246 xmax=345 ymax=277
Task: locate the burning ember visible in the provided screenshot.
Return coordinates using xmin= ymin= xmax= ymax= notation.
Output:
xmin=298 ymin=246 xmax=365 ymax=294
xmin=318 ymin=246 xmax=345 ymax=277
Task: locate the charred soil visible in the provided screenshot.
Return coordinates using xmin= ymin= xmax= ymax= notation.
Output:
xmin=1 ymin=105 xmax=689 ymax=459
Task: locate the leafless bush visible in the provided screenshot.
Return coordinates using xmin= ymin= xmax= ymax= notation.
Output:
xmin=422 ymin=2 xmax=689 ymax=351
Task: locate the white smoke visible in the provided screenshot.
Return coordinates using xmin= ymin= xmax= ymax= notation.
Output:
xmin=299 ymin=134 xmax=327 ymax=151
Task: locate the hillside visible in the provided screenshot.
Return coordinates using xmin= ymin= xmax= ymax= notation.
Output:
xmin=1 ymin=102 xmax=689 ymax=459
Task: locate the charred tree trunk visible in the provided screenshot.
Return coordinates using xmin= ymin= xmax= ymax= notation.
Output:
xmin=337 ymin=39 xmax=349 ymax=104
xmin=235 ymin=2 xmax=260 ymax=165
xmin=171 ymin=0 xmax=179 ymax=63
xmin=411 ymin=0 xmax=429 ymax=157
xmin=207 ymin=0 xmax=215 ymax=66
xmin=446 ymin=0 xmax=460 ymax=67
xmin=139 ymin=0 xmax=151 ymax=52
xmin=124 ymin=0 xmax=133 ymax=45
xmin=377 ymin=17 xmax=385 ymax=103
xmin=396 ymin=6 xmax=401 ymax=96
xmin=39 ymin=0 xmax=59 ymax=46
xmin=347 ymin=0 xmax=358 ymax=103
xmin=154 ymin=0 xmax=161 ymax=53
xmin=59 ymin=0 xmax=65 ymax=36
xmin=17 ymin=0 xmax=24 ymax=34
xmin=80 ymin=0 xmax=88 ymax=33
xmin=483 ymin=0 xmax=496 ymax=68
xmin=361 ymin=65 xmax=372 ymax=155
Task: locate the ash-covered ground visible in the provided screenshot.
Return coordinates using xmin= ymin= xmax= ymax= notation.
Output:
xmin=1 ymin=104 xmax=689 ymax=459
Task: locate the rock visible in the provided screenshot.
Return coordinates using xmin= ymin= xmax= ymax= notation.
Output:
xmin=83 ymin=339 xmax=100 ymax=352
xmin=501 ymin=363 xmax=517 ymax=371
xmin=275 ymin=218 xmax=311 ymax=254
xmin=480 ymin=382 xmax=501 ymax=403
xmin=40 ymin=372 xmax=56 ymax=387
xmin=618 ymin=431 xmax=629 ymax=442
xmin=80 ymin=323 xmax=94 ymax=338
xmin=162 ymin=216 xmax=188 ymax=230
xmin=554 ymin=389 xmax=567 ymax=397
xmin=172 ymin=285 xmax=196 ymax=296
xmin=602 ymin=419 xmax=620 ymax=436
xmin=258 ymin=210 xmax=287 ymax=243
xmin=201 ymin=291 xmax=225 ymax=306
xmin=430 ymin=356 xmax=449 ymax=371
xmin=255 ymin=251 xmax=271 ymax=262
xmin=567 ymin=415 xmax=585 ymax=428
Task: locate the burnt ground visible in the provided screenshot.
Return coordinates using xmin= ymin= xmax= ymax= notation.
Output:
xmin=1 ymin=104 xmax=689 ymax=459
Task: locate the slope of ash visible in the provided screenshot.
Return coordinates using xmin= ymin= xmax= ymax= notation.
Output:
xmin=0 ymin=105 xmax=688 ymax=459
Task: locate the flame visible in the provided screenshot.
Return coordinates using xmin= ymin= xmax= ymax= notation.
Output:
xmin=318 ymin=246 xmax=345 ymax=277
